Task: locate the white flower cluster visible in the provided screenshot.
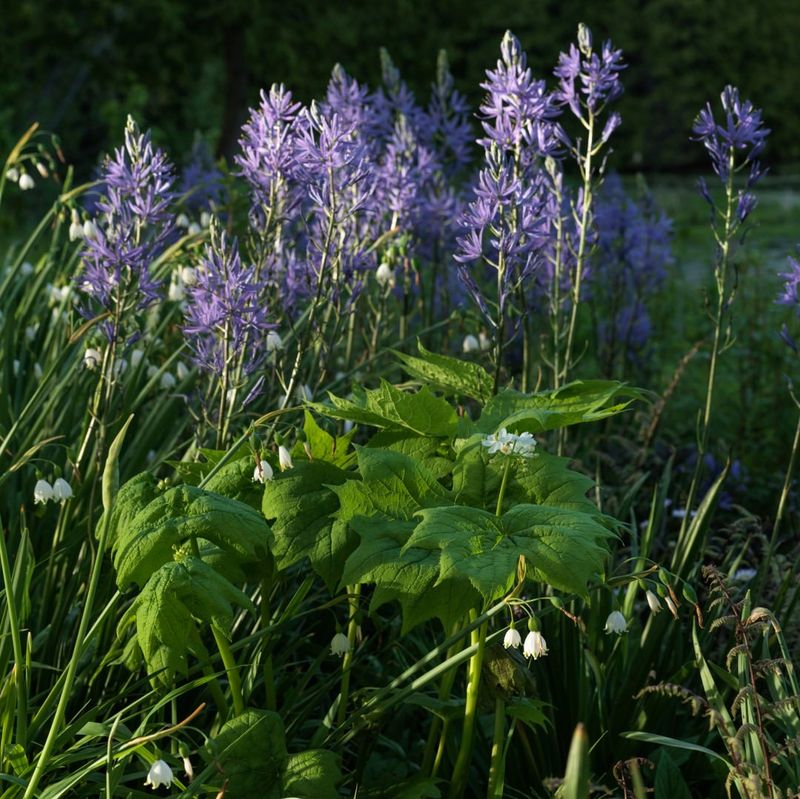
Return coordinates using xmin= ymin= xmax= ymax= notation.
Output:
xmin=481 ymin=428 xmax=537 ymax=457
xmin=34 ymin=477 xmax=73 ymax=505
xmin=503 ymin=626 xmax=548 ymax=660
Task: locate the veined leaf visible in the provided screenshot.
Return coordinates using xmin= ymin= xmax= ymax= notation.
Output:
xmin=203 ymin=457 xmax=264 ymax=509
xmin=310 ymin=380 xmax=458 ymax=437
xmin=476 ymin=380 xmax=646 ymax=434
xmin=112 ymin=485 xmax=268 ymax=589
xmin=297 ymin=409 xmax=356 ymax=468
xmin=262 ymin=460 xmax=353 ymax=590
xmin=393 ymin=341 xmax=493 ymax=403
xmin=283 ymin=749 xmax=343 ymax=799
xmin=209 ymin=710 xmax=287 ymax=798
xmin=120 ymin=554 xmax=254 ymax=688
xmin=406 ymin=503 xmax=612 ymax=600
xmin=366 ymin=428 xmax=453 ymax=479
xmin=341 ymin=516 xmax=478 ymax=632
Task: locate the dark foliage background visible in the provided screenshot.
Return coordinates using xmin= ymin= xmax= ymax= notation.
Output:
xmin=4 ymin=0 xmax=800 ymax=175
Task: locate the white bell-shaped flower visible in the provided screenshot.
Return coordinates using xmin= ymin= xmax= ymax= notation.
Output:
xmin=253 ymin=460 xmax=274 ymax=484
xmin=645 ymin=590 xmax=662 ymax=614
xmin=68 ymin=210 xmax=83 ymax=241
xmin=523 ymin=630 xmax=548 ymax=659
xmin=604 ymin=610 xmax=628 ymax=635
xmin=266 ymin=330 xmax=283 ymax=353
xmin=278 ymin=445 xmax=293 ymax=471
xmin=34 ymin=479 xmax=54 ymax=504
xmin=83 ymin=348 xmax=102 ymax=370
xmin=375 ymin=262 xmax=395 ymax=288
xmin=52 ymin=477 xmax=73 ymax=503
xmin=330 ymin=632 xmax=351 ymax=657
xmin=144 ymin=759 xmax=173 ymax=789
xmin=19 ymin=173 xmax=35 ymax=191
xmin=503 ymin=627 xmax=522 ymax=650
xmin=462 ymin=334 xmax=480 ymax=354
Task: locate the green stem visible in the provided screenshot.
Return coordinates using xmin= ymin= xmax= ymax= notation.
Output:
xmin=336 ymin=584 xmax=361 ymax=726
xmin=487 ymin=697 xmax=506 ymax=798
xmin=0 ymin=520 xmax=26 ymax=748
xmin=261 ymin=576 xmax=277 ymax=712
xmin=495 ymin=456 xmax=513 ymax=517
xmin=448 ymin=610 xmax=488 ymax=799
xmin=212 ymin=626 xmax=245 ymax=717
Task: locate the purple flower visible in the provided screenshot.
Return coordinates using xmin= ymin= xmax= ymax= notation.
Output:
xmin=77 ymin=117 xmax=177 ymax=340
xmin=692 ymin=86 xmax=769 ymax=183
xmin=553 ymin=25 xmax=625 ymax=119
xmin=426 ymin=50 xmax=473 ymax=173
xmin=180 ymin=137 xmax=224 ymax=211
xmin=183 ymin=229 xmax=273 ymax=376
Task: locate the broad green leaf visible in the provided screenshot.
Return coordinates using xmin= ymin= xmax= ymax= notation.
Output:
xmin=341 ymin=516 xmax=478 ymax=632
xmin=477 ymin=380 xmax=645 ymax=434
xmin=99 ymin=472 xmax=158 ymax=550
xmin=296 ymin=410 xmax=356 ymax=468
xmin=112 ymin=485 xmax=268 ymax=589
xmin=393 ymin=341 xmax=493 ymax=403
xmin=121 ymin=555 xmax=254 ymax=688
xmin=453 ymin=436 xmax=598 ymax=516
xmin=209 ymin=710 xmax=287 ymax=798
xmin=311 ymin=380 xmax=458 ymax=437
xmin=282 ymin=749 xmax=342 ymax=799
xmin=203 ymin=457 xmax=264 ymax=509
xmin=262 ymin=461 xmax=353 ymax=590
xmin=654 ymin=751 xmax=692 ymax=799
xmin=406 ymin=504 xmax=612 ymax=599
xmin=505 ymin=697 xmax=549 ymax=730
xmin=366 ymin=429 xmax=453 ymax=479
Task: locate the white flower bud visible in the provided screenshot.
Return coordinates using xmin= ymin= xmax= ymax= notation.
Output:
xmin=83 ymin=348 xmax=102 ymax=370
xmin=200 ymin=211 xmax=211 ymax=228
xmin=176 ymin=213 xmax=190 ymax=229
xmin=176 ymin=361 xmax=189 ymax=381
xmin=20 ymin=261 xmax=34 ymax=276
xmin=253 ymin=459 xmax=274 ymax=483
xmin=462 ymin=334 xmax=480 ymax=354
xmin=479 ymin=331 xmax=491 ymax=351
xmin=180 ymin=266 xmax=197 ymax=286
xmin=146 ymin=364 xmax=158 ymax=379
xmin=144 ymin=759 xmax=173 ymax=789
xmin=187 ymin=222 xmax=201 ymax=235
xmin=168 ymin=278 xmax=185 ymax=302
xmin=278 ymin=445 xmax=293 ymax=471
xmin=5 ymin=167 xmax=19 ymax=183
xmin=18 ymin=173 xmax=35 ymax=191
xmin=52 ymin=477 xmax=73 ymax=503
xmin=375 ymin=262 xmax=394 ymax=288
xmin=665 ymin=596 xmax=679 ymax=619
xmin=160 ymin=372 xmax=177 ymax=390
xmin=83 ymin=219 xmax=101 ymax=240
xmin=130 ymin=349 xmax=145 ymax=369
xmin=266 ymin=330 xmax=283 ymax=353
xmin=645 ymin=590 xmax=662 ymax=615
xmin=34 ymin=479 xmax=54 ymax=504
xmin=69 ymin=209 xmax=83 ymax=241
xmin=35 ymin=161 xmax=49 ymax=178
xmin=25 ymin=324 xmax=38 ymax=342
xmin=503 ymin=627 xmax=522 ymax=649
xmin=330 ymin=632 xmax=351 ymax=657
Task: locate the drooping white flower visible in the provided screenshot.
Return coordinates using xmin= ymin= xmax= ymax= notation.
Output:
xmin=83 ymin=348 xmax=102 ymax=370
xmin=604 ymin=611 xmax=628 ymax=635
xmin=200 ymin=211 xmax=211 ymax=228
xmin=20 ymin=261 xmax=34 ymax=276
xmin=645 ymin=590 xmax=662 ymax=614
xmin=375 ymin=262 xmax=395 ymax=288
xmin=144 ymin=759 xmax=173 ymax=789
xmin=523 ymin=630 xmax=548 ymax=659
xmin=253 ymin=459 xmax=274 ymax=484
xmin=68 ymin=210 xmax=83 ymax=241
xmin=18 ymin=173 xmax=35 ymax=191
xmin=462 ymin=334 xmax=480 ymax=354
xmin=176 ymin=361 xmax=189 ymax=381
xmin=82 ymin=219 xmax=100 ymax=240
xmin=187 ymin=222 xmax=201 ymax=236
xmin=52 ymin=477 xmax=73 ymax=503
xmin=330 ymin=632 xmax=351 ymax=657
xmin=665 ymin=596 xmax=679 ymax=619
xmin=180 ymin=266 xmax=197 ymax=286
xmin=160 ymin=372 xmax=176 ymax=390
xmin=182 ymin=754 xmax=194 ymax=780
xmin=34 ymin=479 xmax=54 ymax=504
xmin=176 ymin=213 xmax=190 ymax=229
xmin=5 ymin=167 xmax=19 ymax=183
xmin=479 ymin=331 xmax=491 ymax=351
xmin=35 ymin=161 xmax=49 ymax=178
xmin=168 ymin=274 xmax=185 ymax=302
xmin=503 ymin=627 xmax=522 ymax=650
xmin=266 ymin=330 xmax=283 ymax=353
xmin=278 ymin=445 xmax=293 ymax=471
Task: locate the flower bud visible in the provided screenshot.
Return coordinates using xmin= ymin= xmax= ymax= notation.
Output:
xmin=69 ymin=209 xmax=83 ymax=241
xmin=83 ymin=219 xmax=100 ymax=240
xmin=160 ymin=372 xmax=176 ymax=390
xmin=278 ymin=445 xmax=293 ymax=471
xmin=645 ymin=590 xmax=662 ymax=614
xmin=18 ymin=173 xmax=35 ymax=191
xmin=462 ymin=334 xmax=480 ymax=354
xmin=5 ymin=167 xmax=19 ymax=183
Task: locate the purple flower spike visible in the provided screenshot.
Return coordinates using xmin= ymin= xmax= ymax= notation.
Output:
xmin=692 ymin=86 xmax=770 ymax=183
xmin=183 ymin=225 xmax=273 ymax=376
xmin=77 ymin=116 xmax=177 ymax=340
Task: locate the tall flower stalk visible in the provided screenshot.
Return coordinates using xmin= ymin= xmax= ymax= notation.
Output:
xmin=676 ymin=86 xmax=768 ymax=539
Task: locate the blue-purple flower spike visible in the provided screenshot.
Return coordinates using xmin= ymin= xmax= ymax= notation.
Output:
xmin=77 ymin=116 xmax=177 ymax=340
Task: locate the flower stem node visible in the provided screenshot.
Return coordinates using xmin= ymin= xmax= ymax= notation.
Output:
xmin=330 ymin=632 xmax=351 ymax=657
xmin=145 ymin=759 xmax=173 ymax=790
xmin=604 ymin=610 xmax=628 ymax=634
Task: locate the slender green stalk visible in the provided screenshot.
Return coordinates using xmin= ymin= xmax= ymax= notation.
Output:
xmin=260 ymin=576 xmax=277 ymax=712
xmin=678 ymin=152 xmax=736 ymax=537
xmin=336 ymin=584 xmax=361 ymax=726
xmin=448 ymin=610 xmax=488 ymax=798
xmin=487 ymin=697 xmax=506 ymax=798
xmin=211 ymin=626 xmax=245 ymax=717
xmin=764 ymin=408 xmax=800 ymax=568
xmin=0 ymin=519 xmax=26 ymax=748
